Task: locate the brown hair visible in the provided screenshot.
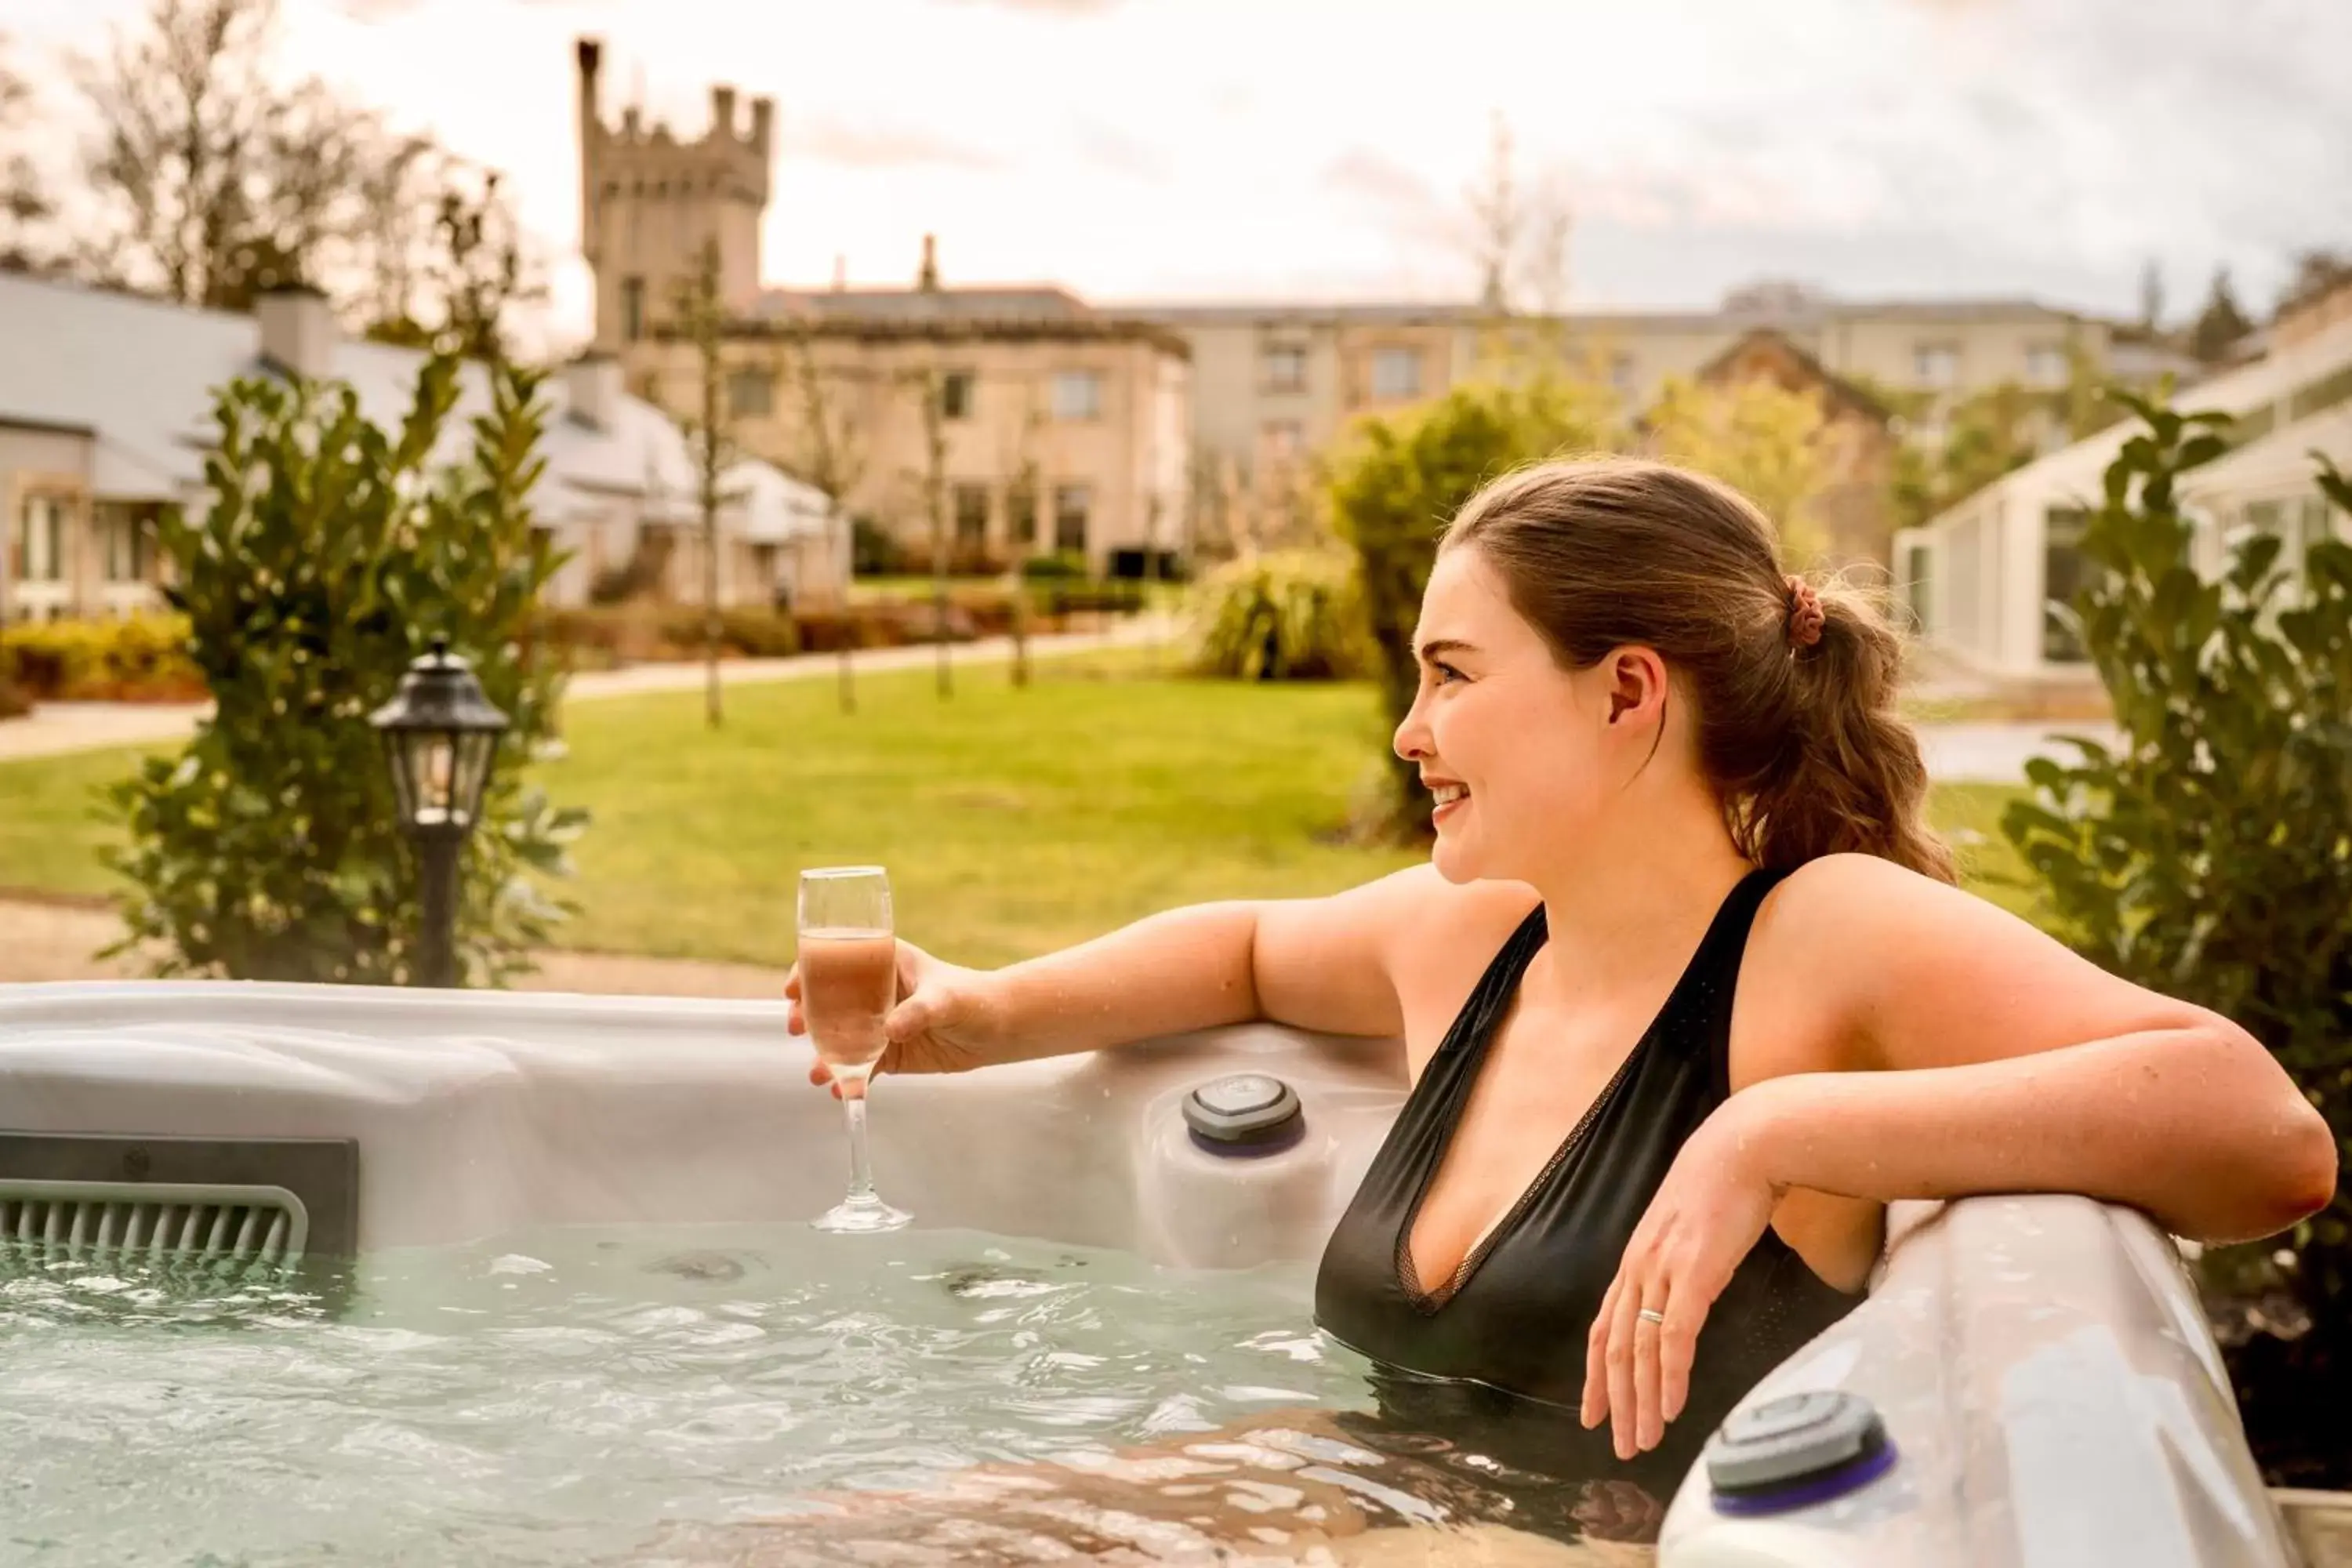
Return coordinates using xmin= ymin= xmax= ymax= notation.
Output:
xmin=1443 ymin=456 xmax=1955 ymax=883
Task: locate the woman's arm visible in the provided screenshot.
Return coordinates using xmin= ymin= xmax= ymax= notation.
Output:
xmin=1737 ymin=1029 xmax=2330 ymax=1243
xmin=1748 ymin=853 xmax=2334 ymax=1241
xmin=1584 ymin=852 xmax=2336 ymax=1460
xmin=913 ymin=868 xmax=1429 ymax=1065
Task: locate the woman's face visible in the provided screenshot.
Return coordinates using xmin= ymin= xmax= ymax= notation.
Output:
xmin=1393 ymin=546 xmax=1667 ymax=885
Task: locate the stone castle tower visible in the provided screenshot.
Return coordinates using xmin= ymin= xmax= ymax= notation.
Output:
xmin=575 ymin=38 xmax=772 ymax=351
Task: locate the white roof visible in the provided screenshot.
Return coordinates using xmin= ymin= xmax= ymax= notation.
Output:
xmin=0 ymin=270 xmax=803 ymax=539
xmin=1920 ymin=308 xmax=2352 ymax=530
xmin=721 ymin=458 xmax=837 ymax=543
xmin=2186 ymin=400 xmax=2352 ymax=502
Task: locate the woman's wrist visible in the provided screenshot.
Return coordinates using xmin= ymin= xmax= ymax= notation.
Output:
xmin=1719 ymin=1073 xmax=1817 ymax=1196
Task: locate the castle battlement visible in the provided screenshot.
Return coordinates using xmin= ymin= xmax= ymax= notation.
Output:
xmin=576 ymin=36 xmax=771 ymax=348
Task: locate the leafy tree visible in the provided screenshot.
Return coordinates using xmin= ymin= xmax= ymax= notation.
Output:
xmin=106 ymin=352 xmax=586 ymax=985
xmin=1323 ymin=374 xmax=1621 ymax=836
xmin=1889 ymin=381 xmax=2045 ymax=533
xmin=1642 ymin=376 xmax=1831 ymax=562
xmin=2002 ymin=392 xmax=2351 ymax=1484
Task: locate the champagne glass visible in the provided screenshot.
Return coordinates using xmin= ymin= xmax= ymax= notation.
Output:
xmin=798 ymin=866 xmax=912 ymax=1234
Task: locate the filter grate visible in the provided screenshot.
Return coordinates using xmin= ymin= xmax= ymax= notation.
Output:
xmin=0 ymin=1180 xmax=309 ymax=1276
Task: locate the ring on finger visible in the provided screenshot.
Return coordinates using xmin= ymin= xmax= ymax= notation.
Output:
xmin=1637 ymin=1307 xmax=1666 ymax=1326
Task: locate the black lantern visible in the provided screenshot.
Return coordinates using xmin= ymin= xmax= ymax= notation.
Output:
xmin=368 ymin=637 xmax=510 ymax=987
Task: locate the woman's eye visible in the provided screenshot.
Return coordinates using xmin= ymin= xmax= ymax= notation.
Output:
xmin=1432 ymin=662 xmax=1464 ymax=685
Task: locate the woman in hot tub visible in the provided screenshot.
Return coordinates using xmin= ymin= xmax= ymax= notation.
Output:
xmin=786 ymin=456 xmax=2335 ymax=1546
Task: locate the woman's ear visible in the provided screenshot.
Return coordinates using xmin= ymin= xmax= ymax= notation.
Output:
xmin=1603 ymin=647 xmax=1669 ymax=727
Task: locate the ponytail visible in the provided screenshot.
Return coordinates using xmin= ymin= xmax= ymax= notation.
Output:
xmin=1743 ymin=576 xmax=1955 ymax=883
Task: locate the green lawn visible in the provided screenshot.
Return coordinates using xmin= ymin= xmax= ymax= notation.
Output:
xmin=0 ymin=744 xmax=148 ymax=902
xmin=0 ymin=659 xmax=2044 ymax=968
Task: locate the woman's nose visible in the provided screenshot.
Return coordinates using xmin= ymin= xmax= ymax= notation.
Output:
xmin=1393 ymin=702 xmax=1430 ymax=762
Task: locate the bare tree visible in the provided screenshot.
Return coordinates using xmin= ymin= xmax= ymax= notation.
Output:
xmin=0 ymin=35 xmax=54 ymax=271
xmin=73 ymin=0 xmax=381 ymax=307
xmin=2278 ymin=248 xmax=2352 ymax=319
xmin=363 ymin=162 xmax=542 ymax=363
xmin=2137 ymin=258 xmax=2166 ymax=334
xmin=766 ymin=319 xmax=871 ymax=713
xmin=1464 ymin=112 xmax=1519 ymax=315
xmin=1458 ymin=111 xmax=1573 ymax=376
xmin=994 ymin=386 xmax=1047 ymax=688
xmin=354 ymin=130 xmax=440 ymax=328
xmin=1515 ymin=168 xmax=1574 ymax=318
xmin=671 ymin=238 xmax=735 ymax=729
xmin=912 ymin=361 xmax=953 ymax=699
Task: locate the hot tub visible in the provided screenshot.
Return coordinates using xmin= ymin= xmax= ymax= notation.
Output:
xmin=0 ymin=981 xmax=2307 ymax=1566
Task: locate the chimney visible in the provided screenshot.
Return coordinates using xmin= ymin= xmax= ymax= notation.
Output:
xmin=564 ymin=350 xmax=624 ymax=433
xmin=256 ymin=285 xmax=336 ymax=382
xmin=712 ymin=85 xmax=736 ymax=137
xmin=918 ymin=234 xmax=939 ymax=292
xmin=750 ymin=96 xmax=775 ymax=153
xmin=576 ymin=36 xmax=602 ymax=90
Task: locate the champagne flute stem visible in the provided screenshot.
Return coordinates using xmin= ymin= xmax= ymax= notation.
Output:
xmin=842 ymin=1086 xmax=877 ymax=1203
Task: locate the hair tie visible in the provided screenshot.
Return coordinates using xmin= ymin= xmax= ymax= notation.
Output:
xmin=1785 ymin=575 xmax=1825 ymax=651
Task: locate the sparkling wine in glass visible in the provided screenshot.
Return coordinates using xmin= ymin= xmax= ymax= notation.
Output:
xmin=797 ymin=866 xmax=911 ymax=1234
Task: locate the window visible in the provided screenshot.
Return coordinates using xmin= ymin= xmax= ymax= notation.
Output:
xmin=1262 ymin=421 xmax=1303 ymax=463
xmin=1370 ymin=347 xmax=1423 ymax=401
xmin=1261 ymin=343 xmax=1308 ymax=393
xmin=1051 ymin=370 xmax=1103 ymax=422
xmin=941 ymin=370 xmax=976 ymax=420
xmin=953 ymin=483 xmax=990 ymax=544
xmin=622 ymin=277 xmax=646 ymax=343
xmin=1007 ymin=485 xmax=1038 ymax=546
xmin=16 ymin=495 xmax=65 ymax=583
xmin=2025 ymin=343 xmax=2068 ymax=388
xmin=1914 ymin=342 xmax=1961 ymax=389
xmin=1053 ymin=485 xmax=1091 ymax=554
xmin=2042 ymin=506 xmax=2090 ymax=662
xmin=2306 ymin=494 xmax=2339 ymax=550
xmin=96 ymin=503 xmax=154 ymax=583
xmin=727 ymin=367 xmax=774 ymax=418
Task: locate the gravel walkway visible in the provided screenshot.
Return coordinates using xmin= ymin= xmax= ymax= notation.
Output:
xmin=0 ymin=620 xmax=1171 ymax=763
xmin=0 ymin=895 xmax=789 ymax=997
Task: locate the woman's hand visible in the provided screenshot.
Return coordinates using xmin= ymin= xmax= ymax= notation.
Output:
xmin=1581 ymin=1091 xmax=1787 ymax=1461
xmin=788 ymin=940 xmax=1006 ymax=1097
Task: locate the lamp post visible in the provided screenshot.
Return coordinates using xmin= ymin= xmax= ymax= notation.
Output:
xmin=368 ymin=637 xmax=510 ymax=988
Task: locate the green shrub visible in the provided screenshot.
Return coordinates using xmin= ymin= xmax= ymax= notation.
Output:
xmin=850 ymin=515 xmax=903 ymax=576
xmin=1 ymin=613 xmax=205 ymax=701
xmin=2001 ymin=390 xmax=2351 ymax=1485
xmin=1325 ymin=376 xmax=1623 ymax=834
xmin=1185 ymin=550 xmax=1370 ymax=681
xmin=105 ymin=354 xmax=586 ymax=987
xmin=657 ymin=606 xmax=800 ymax=660
xmin=1021 ymin=550 xmax=1089 ymax=582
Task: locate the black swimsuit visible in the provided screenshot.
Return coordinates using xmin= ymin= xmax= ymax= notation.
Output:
xmin=1313 ymin=868 xmax=1860 ymax=1505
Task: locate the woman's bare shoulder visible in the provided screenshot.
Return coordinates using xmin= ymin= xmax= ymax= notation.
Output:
xmin=1371 ymin=866 xmax=1541 ymax=1052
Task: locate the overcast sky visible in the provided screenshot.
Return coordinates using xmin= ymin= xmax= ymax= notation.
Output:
xmin=9 ymin=0 xmax=2349 ymax=347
